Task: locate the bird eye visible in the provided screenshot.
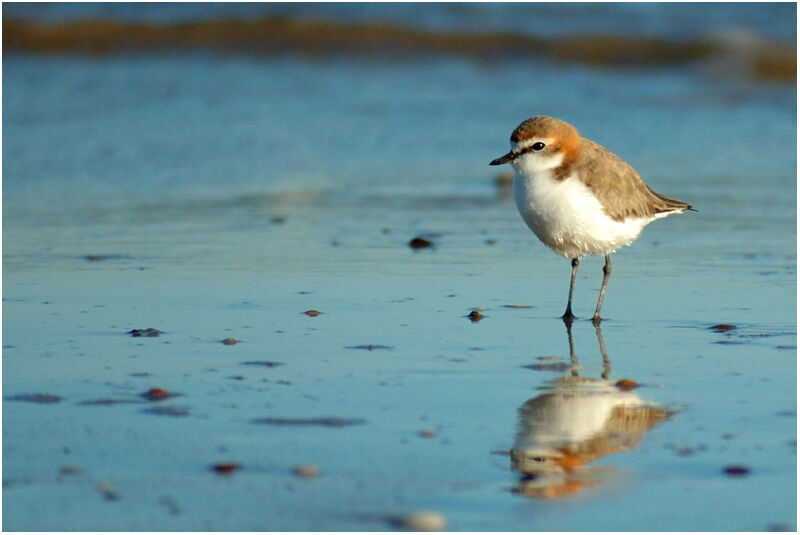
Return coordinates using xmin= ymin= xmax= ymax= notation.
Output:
xmin=532 ymin=142 xmax=546 ymax=151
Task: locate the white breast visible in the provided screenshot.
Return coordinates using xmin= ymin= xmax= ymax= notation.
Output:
xmin=513 ymin=169 xmax=651 ymax=259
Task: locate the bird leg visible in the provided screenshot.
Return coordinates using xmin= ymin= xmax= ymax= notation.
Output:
xmin=592 ymin=255 xmax=612 ymax=326
xmin=561 ymin=258 xmax=579 ymax=326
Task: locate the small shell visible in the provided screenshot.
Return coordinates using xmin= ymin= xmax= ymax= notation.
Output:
xmin=292 ymin=464 xmax=320 ymax=478
xmin=402 ymin=511 xmax=446 ymax=532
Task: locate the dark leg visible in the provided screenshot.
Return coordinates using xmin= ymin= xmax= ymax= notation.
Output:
xmin=561 ymin=258 xmax=579 ymax=326
xmin=592 ymin=255 xmax=612 ymax=326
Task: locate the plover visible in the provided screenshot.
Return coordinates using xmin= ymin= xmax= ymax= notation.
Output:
xmin=490 ymin=116 xmax=691 ymax=325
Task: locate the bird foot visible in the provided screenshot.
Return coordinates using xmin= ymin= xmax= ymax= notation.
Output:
xmin=591 ymin=314 xmax=603 ymax=326
xmin=561 ymin=311 xmax=575 ymax=327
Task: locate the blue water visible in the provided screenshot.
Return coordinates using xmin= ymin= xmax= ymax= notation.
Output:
xmin=3 ymin=3 xmax=797 ymax=531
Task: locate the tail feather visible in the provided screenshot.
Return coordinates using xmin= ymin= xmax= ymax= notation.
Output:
xmin=649 ymin=187 xmax=693 ymax=214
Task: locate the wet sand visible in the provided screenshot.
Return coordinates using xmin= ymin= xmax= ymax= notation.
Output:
xmin=3 ymin=185 xmax=796 ymax=530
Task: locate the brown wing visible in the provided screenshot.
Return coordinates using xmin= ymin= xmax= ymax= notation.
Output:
xmin=574 ymin=139 xmax=691 ymax=221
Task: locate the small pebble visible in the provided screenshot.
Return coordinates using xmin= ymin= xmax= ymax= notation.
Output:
xmin=401 ymin=511 xmax=446 ymax=531
xmin=60 ymin=465 xmax=81 ymax=475
xmin=212 ymin=462 xmax=241 ymax=474
xmin=142 ymin=387 xmax=171 ymax=401
xmin=304 ymin=309 xmax=321 ymax=317
xmin=710 ymin=324 xmax=737 ymax=333
xmin=418 ymin=429 xmax=437 ymax=439
xmin=97 ymin=482 xmax=119 ymax=501
xmin=615 ymin=379 xmax=639 ymax=391
xmin=292 ymin=464 xmax=320 ymax=478
xmin=221 ymin=338 xmax=238 ymax=345
xmin=129 ymin=328 xmax=160 ymax=337
xmin=408 ymin=237 xmax=433 ymax=249
xmin=467 ymin=309 xmax=484 ymax=322
xmin=723 ymin=465 xmax=750 ymax=477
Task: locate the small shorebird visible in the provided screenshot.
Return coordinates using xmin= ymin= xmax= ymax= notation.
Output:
xmin=490 ymin=116 xmax=691 ymax=325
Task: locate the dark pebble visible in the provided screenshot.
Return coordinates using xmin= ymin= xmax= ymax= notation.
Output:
xmin=212 ymin=462 xmax=241 ymax=474
xmin=723 ymin=465 xmax=750 ymax=477
xmin=303 ymin=309 xmax=321 ymax=317
xmin=221 ymin=338 xmax=238 ymax=345
xmin=346 ymin=344 xmax=393 ymax=351
xmin=709 ymin=324 xmax=737 ymax=333
xmin=129 ymin=328 xmax=160 ymax=337
xmin=408 ymin=237 xmax=433 ymax=249
xmin=142 ymin=388 xmax=172 ymax=401
xmin=467 ymin=309 xmax=484 ymax=322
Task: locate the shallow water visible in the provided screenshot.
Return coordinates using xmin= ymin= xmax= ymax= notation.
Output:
xmin=2 ymin=4 xmax=797 ymax=532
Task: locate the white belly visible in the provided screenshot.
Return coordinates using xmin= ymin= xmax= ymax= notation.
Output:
xmin=513 ymin=170 xmax=650 ymax=259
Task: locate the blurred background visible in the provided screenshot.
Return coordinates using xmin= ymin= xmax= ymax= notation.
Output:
xmin=3 ymin=2 xmax=795 ymax=207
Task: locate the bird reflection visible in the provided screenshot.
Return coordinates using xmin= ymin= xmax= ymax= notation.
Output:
xmin=510 ymin=324 xmax=673 ymax=500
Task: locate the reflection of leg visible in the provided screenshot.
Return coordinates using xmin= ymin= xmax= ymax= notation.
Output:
xmin=562 ymin=258 xmax=579 ymax=326
xmin=595 ymin=324 xmax=611 ymax=380
xmin=566 ymin=322 xmax=579 ymax=377
xmin=592 ymin=255 xmax=612 ymax=326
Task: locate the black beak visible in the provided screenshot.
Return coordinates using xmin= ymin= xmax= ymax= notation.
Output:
xmin=489 ymin=152 xmax=515 ymax=166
